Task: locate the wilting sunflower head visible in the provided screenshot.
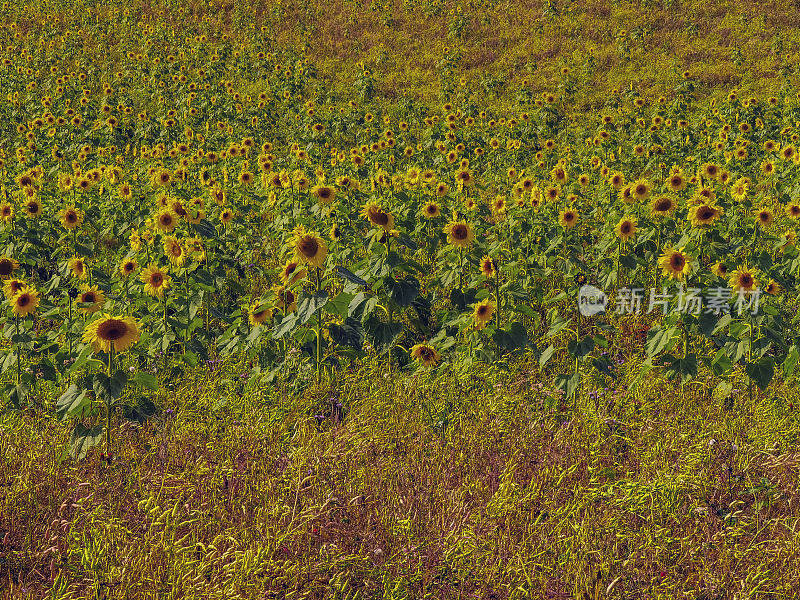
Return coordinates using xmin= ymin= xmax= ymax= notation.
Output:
xmin=711 ymin=262 xmax=729 ymax=278
xmin=0 ymin=202 xmax=13 ymax=223
xmin=290 ymin=226 xmax=328 ymax=269
xmin=729 ymin=267 xmax=758 ymax=292
xmin=59 ymin=206 xmax=84 ymax=230
xmin=273 ymin=285 xmax=297 ymax=313
xmin=559 ymin=209 xmax=579 ymax=229
xmin=280 ymin=259 xmax=307 ymax=285
xmin=473 ymin=299 xmax=496 ymax=330
xmin=82 ymin=313 xmax=140 ymax=353
xmin=68 ymin=256 xmax=88 ymax=280
xmin=658 ymin=248 xmax=691 ymax=281
xmin=651 ymin=195 xmax=676 ymax=216
xmin=120 ymin=258 xmax=139 ymax=278
xmin=155 ymin=208 xmax=177 ymax=232
xmin=76 ymin=285 xmax=106 ymax=314
xmin=361 ymin=202 xmax=395 ymax=232
xmin=163 ymin=236 xmax=186 ymax=266
xmin=421 ymin=202 xmax=441 ymax=219
xmin=248 ymin=301 xmax=273 ymax=327
xmin=0 ymin=257 xmax=19 ymax=279
xmin=410 ymin=343 xmax=441 ymax=368
xmin=765 ymin=279 xmax=782 ymax=296
xmin=614 ymin=216 xmax=637 ymax=241
xmin=9 ymin=287 xmax=39 ymax=318
xmin=140 ymin=263 xmax=171 ymax=298
xmin=480 ymin=255 xmax=497 ymax=278
xmin=443 ymin=220 xmax=475 ymax=248
xmin=330 ymin=224 xmax=341 ymax=241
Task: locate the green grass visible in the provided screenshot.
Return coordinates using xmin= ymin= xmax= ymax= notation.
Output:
xmin=3 ymin=358 xmax=800 ymax=599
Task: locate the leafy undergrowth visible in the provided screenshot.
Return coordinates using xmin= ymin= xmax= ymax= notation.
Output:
xmin=2 ymin=361 xmax=800 ymax=599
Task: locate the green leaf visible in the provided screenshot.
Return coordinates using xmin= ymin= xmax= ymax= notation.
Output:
xmin=710 ymin=348 xmax=733 ymax=376
xmin=132 ymin=372 xmax=158 ymax=391
xmin=297 ymin=291 xmax=329 ymax=325
xmin=645 ymin=325 xmax=677 ymax=357
xmin=539 ymin=344 xmax=555 ymax=368
xmin=746 ymin=357 xmax=774 ymax=391
xmin=324 ymin=293 xmax=354 ymax=318
xmin=554 ymin=370 xmax=580 ymax=399
xmin=56 ymin=384 xmax=91 ymax=420
xmin=783 ymin=345 xmax=800 ymax=377
xmin=92 ymin=370 xmax=128 ymax=402
xmin=69 ymin=424 xmax=103 ymax=460
xmin=333 ymin=266 xmax=368 ymax=287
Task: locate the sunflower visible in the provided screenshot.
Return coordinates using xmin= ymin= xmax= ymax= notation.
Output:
xmin=312 ymin=185 xmax=336 ymax=205
xmin=651 ymin=195 xmax=676 ymax=216
xmin=361 ymin=202 xmax=395 ymax=232
xmin=280 ymin=260 xmax=307 ymax=285
xmin=220 ymin=208 xmax=234 ymax=224
xmin=421 ymin=202 xmax=441 ymax=219
xmin=155 ymin=208 xmax=177 ymax=233
xmin=609 ymin=172 xmax=626 ymax=189
xmin=9 ymin=287 xmax=39 ymax=317
xmin=410 ymin=343 xmax=441 ymax=367
xmin=614 ymin=216 xmax=637 ymax=241
xmin=0 ymin=257 xmax=19 ymax=279
xmin=120 ymin=258 xmax=139 ymax=278
xmin=480 ymin=256 xmax=497 ymax=278
xmin=140 ymin=264 xmax=171 ymax=298
xmin=729 ymin=267 xmax=758 ymax=291
xmin=711 ymin=262 xmax=729 ymax=278
xmin=23 ymin=198 xmax=42 ymax=218
xmin=163 ymin=236 xmax=186 ymax=266
xmin=473 ymin=299 xmax=496 ymax=330
xmin=631 ymin=179 xmax=652 ymax=202
xmin=274 ymin=285 xmax=297 ymax=313
xmin=559 ymin=208 xmax=579 ymax=229
xmin=76 ymin=285 xmax=106 ymax=314
xmin=289 ymin=226 xmax=328 ymax=269
xmin=658 ymin=248 xmax=691 ymax=281
xmin=688 ymin=203 xmax=723 ymax=227
xmin=330 ymin=224 xmax=341 ymax=241
xmin=248 ymin=302 xmax=273 ymax=326
xmin=58 ymin=206 xmax=84 ymax=230
xmin=68 ymin=256 xmax=88 ymax=280
xmin=0 ymin=202 xmax=13 ymax=223
xmin=82 ymin=314 xmax=140 ymax=353
xmin=3 ymin=278 xmax=26 ymax=300
xmin=491 ymin=195 xmax=507 ymax=215
xmin=666 ymin=172 xmax=686 ymax=192
xmin=755 ymin=207 xmax=774 ymax=227
xmin=765 ymin=279 xmax=782 ymax=295
xmin=443 ymin=220 xmax=475 ymax=248
xmin=785 ymin=203 xmax=800 ymax=219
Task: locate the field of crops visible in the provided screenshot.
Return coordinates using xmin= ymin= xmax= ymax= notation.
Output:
xmin=2 ymin=1 xmax=800 ymax=599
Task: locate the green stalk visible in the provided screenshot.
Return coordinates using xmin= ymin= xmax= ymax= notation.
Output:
xmin=105 ymin=345 xmax=114 ymax=459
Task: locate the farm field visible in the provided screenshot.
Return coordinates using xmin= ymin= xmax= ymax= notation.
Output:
xmin=2 ymin=1 xmax=800 ymax=598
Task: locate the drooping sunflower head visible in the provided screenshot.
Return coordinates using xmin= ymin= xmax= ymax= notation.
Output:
xmin=76 ymin=285 xmax=106 ymax=314
xmin=68 ymin=256 xmax=88 ymax=280
xmin=0 ymin=257 xmax=20 ymax=279
xmin=480 ymin=255 xmax=497 ymax=278
xmin=410 ymin=343 xmax=441 ymax=368
xmin=163 ymin=236 xmax=186 ymax=266
xmin=765 ymin=279 xmax=782 ymax=295
xmin=82 ymin=314 xmax=140 ymax=353
xmin=711 ymin=262 xmax=729 ymax=279
xmin=290 ymin=226 xmax=328 ymax=269
xmin=280 ymin=259 xmax=307 ymax=285
xmin=248 ymin=301 xmax=273 ymax=327
xmin=273 ymin=285 xmax=297 ymax=313
xmin=0 ymin=202 xmax=13 ymax=223
xmin=473 ymin=299 xmax=496 ymax=330
xmin=361 ymin=202 xmax=395 ymax=231
xmin=658 ymin=248 xmax=691 ymax=281
xmin=651 ymin=195 xmax=676 ymax=216
xmin=785 ymin=203 xmax=800 ymax=219
xmin=140 ymin=263 xmax=171 ymax=298
xmin=443 ymin=220 xmax=475 ymax=248
xmin=9 ymin=287 xmax=39 ymax=318
xmin=688 ymin=203 xmax=723 ymax=227
xmin=3 ymin=278 xmax=27 ymax=300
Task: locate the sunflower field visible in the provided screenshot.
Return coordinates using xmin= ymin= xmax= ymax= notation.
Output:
xmin=3 ymin=1 xmax=800 ymax=599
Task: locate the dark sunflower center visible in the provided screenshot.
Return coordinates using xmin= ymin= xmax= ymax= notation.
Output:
xmin=83 ymin=292 xmax=96 ymax=303
xmin=477 ymin=306 xmax=488 ymax=316
xmin=760 ymin=212 xmax=770 ymax=221
xmin=373 ymin=212 xmax=389 ymax=226
xmin=655 ymin=199 xmax=671 ymax=211
xmin=299 ymin=236 xmax=319 ymax=257
xmin=741 ymin=274 xmax=753 ymax=286
xmin=97 ymin=319 xmax=127 ymax=341
xmin=66 ymin=212 xmax=77 ymax=222
xmin=151 ymin=273 xmax=163 ymax=286
xmin=452 ymin=225 xmax=468 ymax=240
xmin=698 ymin=207 xmax=714 ymax=220
xmin=621 ymin=223 xmax=631 ymax=234
xmin=0 ymin=260 xmax=13 ymax=276
xmin=17 ymin=295 xmax=29 ymax=307
xmin=28 ymin=202 xmax=39 ymax=212
xmin=670 ymin=254 xmax=685 ymax=269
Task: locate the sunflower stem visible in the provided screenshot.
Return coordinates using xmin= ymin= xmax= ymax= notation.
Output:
xmin=106 ymin=345 xmax=114 ymax=460
xmin=15 ymin=315 xmax=20 ymax=386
